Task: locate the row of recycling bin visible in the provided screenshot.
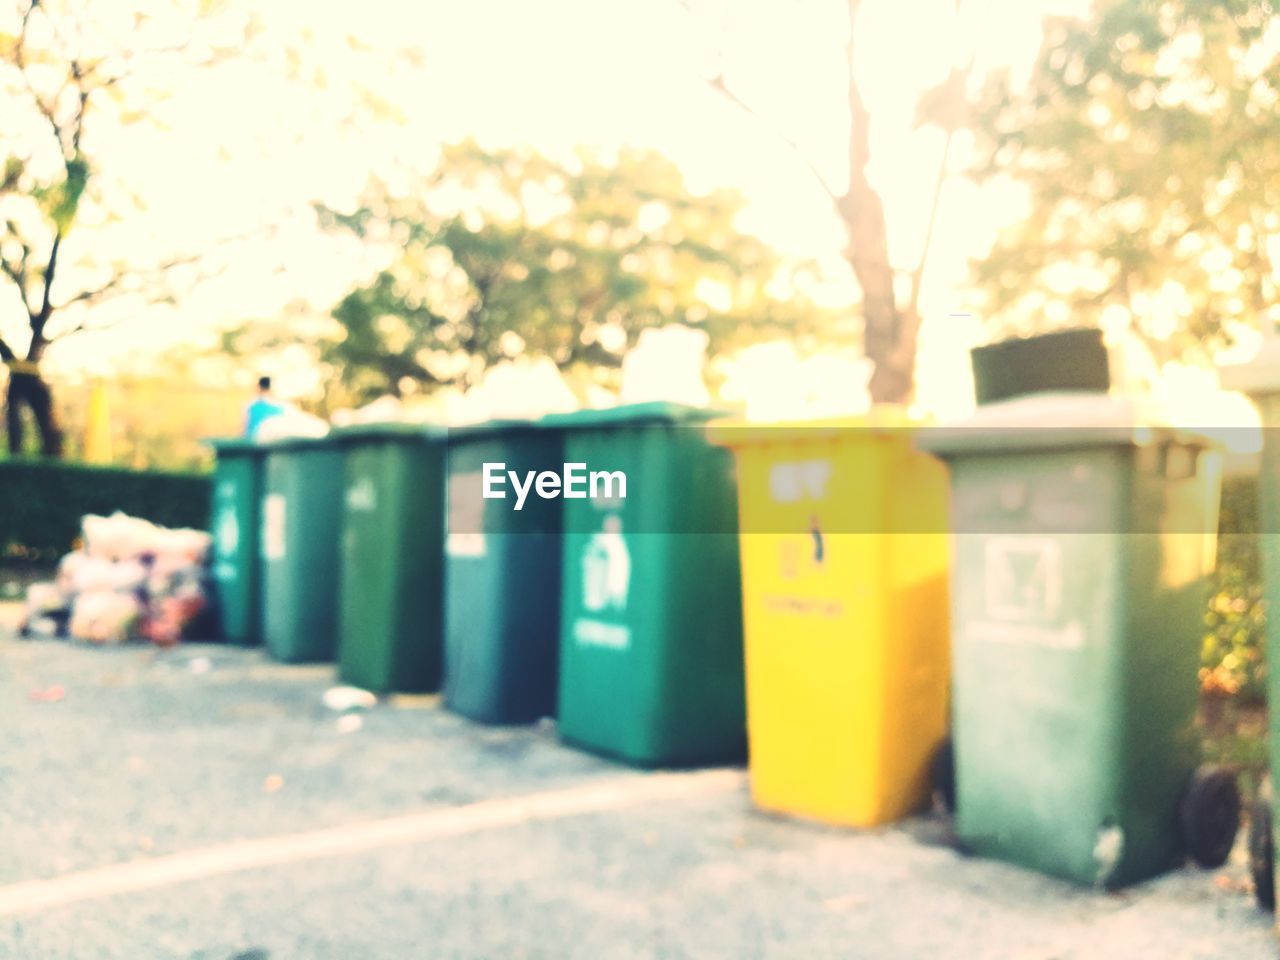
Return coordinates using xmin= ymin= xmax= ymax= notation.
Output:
xmin=209 ymin=397 xmax=1238 ymax=894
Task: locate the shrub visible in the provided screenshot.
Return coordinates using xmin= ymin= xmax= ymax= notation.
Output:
xmin=0 ymin=460 xmax=211 ymax=565
xmin=1202 ymin=476 xmax=1266 ymax=703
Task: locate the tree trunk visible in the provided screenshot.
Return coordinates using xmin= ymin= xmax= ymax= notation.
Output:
xmin=6 ymin=369 xmax=64 ymax=456
xmin=863 ymin=298 xmax=920 ymax=405
xmin=843 ymin=0 xmax=918 ymax=406
xmin=838 ymin=196 xmax=920 ymax=405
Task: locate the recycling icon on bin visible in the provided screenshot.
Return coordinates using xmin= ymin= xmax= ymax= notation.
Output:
xmin=214 ymin=500 xmax=239 ymax=558
xmin=212 ymin=495 xmax=240 ymax=583
xmin=983 ymin=536 xmax=1062 ymax=622
xmin=582 ymin=515 xmax=630 ymax=613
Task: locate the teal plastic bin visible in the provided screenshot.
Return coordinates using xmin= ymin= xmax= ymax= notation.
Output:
xmin=442 ymin=419 xmax=563 ymax=723
xmin=542 ymin=403 xmax=745 ymax=767
xmin=260 ymin=434 xmax=345 ymax=663
xmin=208 ymin=438 xmax=266 ymax=645
xmin=336 ymin=423 xmax=447 ymax=693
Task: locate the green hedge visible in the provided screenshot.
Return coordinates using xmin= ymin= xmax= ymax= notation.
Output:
xmin=1203 ymin=474 xmax=1266 ymax=702
xmin=0 ymin=460 xmax=211 ymax=565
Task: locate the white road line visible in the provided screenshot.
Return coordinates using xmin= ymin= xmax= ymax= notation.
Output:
xmin=0 ymin=769 xmax=743 ymax=918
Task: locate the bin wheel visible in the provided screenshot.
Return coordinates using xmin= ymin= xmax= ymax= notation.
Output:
xmin=1179 ymin=765 xmax=1241 ymax=869
xmin=930 ymin=738 xmax=956 ymax=814
xmin=1249 ymin=799 xmax=1275 ymax=911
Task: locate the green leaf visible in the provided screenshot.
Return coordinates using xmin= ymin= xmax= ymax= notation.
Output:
xmin=48 ymin=158 xmax=89 ymax=233
xmin=1 ymin=156 xmax=23 ymax=192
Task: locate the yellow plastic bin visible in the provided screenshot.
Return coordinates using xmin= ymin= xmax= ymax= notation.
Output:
xmin=709 ymin=412 xmax=951 ymax=826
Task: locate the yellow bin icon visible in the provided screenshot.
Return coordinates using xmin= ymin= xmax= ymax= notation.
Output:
xmin=709 ymin=411 xmax=951 ymax=826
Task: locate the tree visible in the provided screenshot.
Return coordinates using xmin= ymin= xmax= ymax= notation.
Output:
xmin=969 ymin=0 xmax=1280 ymax=367
xmin=678 ymin=0 xmax=991 ymax=403
xmin=0 ymin=0 xmax=250 ymax=455
xmin=313 ymin=140 xmax=835 ymax=405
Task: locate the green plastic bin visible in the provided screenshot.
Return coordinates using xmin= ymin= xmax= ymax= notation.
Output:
xmin=336 ymin=423 xmax=447 ymax=694
xmin=1221 ymin=340 xmax=1280 ymax=915
xmin=208 ymin=438 xmax=266 ymax=645
xmin=260 ymin=434 xmax=345 ymax=663
xmin=543 ymin=403 xmax=745 ymax=767
xmin=919 ymin=392 xmax=1236 ymax=888
xmin=442 ymin=419 xmax=563 ymax=724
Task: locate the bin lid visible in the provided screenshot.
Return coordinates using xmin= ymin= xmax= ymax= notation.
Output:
xmin=205 ymin=436 xmax=264 ymax=454
xmin=329 ymin=421 xmax=448 ymax=443
xmin=444 ymin=416 xmax=556 ymax=442
xmin=916 ymin=392 xmax=1220 ymax=457
xmin=706 ymin=406 xmax=928 ymax=447
xmin=250 ymin=431 xmax=344 ymax=452
xmin=1219 ymin=336 xmax=1280 ymax=396
xmin=539 ymin=402 xmax=723 ymax=429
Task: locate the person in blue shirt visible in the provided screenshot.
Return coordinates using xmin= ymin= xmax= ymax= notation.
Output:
xmin=244 ymin=376 xmax=285 ymax=438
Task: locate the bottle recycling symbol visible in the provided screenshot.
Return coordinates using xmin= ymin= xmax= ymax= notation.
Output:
xmin=582 ymin=515 xmax=631 ymax=614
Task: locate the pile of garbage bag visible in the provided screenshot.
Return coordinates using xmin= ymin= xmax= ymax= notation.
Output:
xmin=21 ymin=512 xmax=213 ymax=646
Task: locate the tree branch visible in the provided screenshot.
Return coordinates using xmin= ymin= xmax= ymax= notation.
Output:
xmin=0 ymin=257 xmax=23 ymax=295
xmin=907 ymin=0 xmax=996 ymax=316
xmin=701 ymin=73 xmax=841 ymax=204
xmin=53 ymin=275 xmax=126 ymax=311
xmin=0 ymin=217 xmax=38 ymax=316
xmin=839 ymin=0 xmax=893 ymax=281
xmin=52 ymin=249 xmax=204 ymax=312
xmin=676 ymin=0 xmax=840 ymax=204
xmin=845 ymin=0 xmax=872 ymax=192
xmin=40 ymin=314 xmax=121 ymax=343
xmin=69 ymin=63 xmax=90 ymax=154
xmin=14 ymin=1 xmax=77 ymax=160
xmin=46 ymin=242 xmax=241 ymax=344
xmin=0 ymin=264 xmax=31 ymax=319
xmin=34 ymin=232 xmax=62 ymax=337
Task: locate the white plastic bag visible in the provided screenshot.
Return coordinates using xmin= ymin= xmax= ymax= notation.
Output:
xmin=82 ymin=512 xmax=159 ymax=561
xmin=56 ymin=550 xmax=87 ymax=591
xmin=452 ymin=358 xmax=579 ymax=424
xmin=25 ymin=581 xmax=68 ymax=616
xmin=255 ymin=408 xmax=330 ymax=441
xmin=105 ymin=560 xmax=148 ymax=593
xmin=152 ymin=528 xmax=212 ymax=565
xmin=330 ymin=395 xmax=404 ymax=427
xmin=70 ymin=556 xmax=120 ymax=594
xmin=69 ymin=590 xmax=142 ymax=644
xmin=620 ymin=325 xmax=711 ymax=407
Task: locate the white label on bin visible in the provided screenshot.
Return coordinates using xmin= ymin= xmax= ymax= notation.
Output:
xmin=262 ymin=494 xmax=286 ymax=561
xmin=346 ymin=476 xmax=377 ymax=512
xmin=445 ymin=532 xmax=486 ymax=557
xmin=768 ymin=460 xmax=832 ymax=503
xmin=574 ymin=618 xmax=631 ymax=650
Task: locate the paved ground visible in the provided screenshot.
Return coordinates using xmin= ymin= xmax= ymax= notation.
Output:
xmin=0 ymin=609 xmax=1275 ymax=959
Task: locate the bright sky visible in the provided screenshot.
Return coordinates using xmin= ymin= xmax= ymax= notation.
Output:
xmin=26 ymin=0 xmax=1090 ymax=414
